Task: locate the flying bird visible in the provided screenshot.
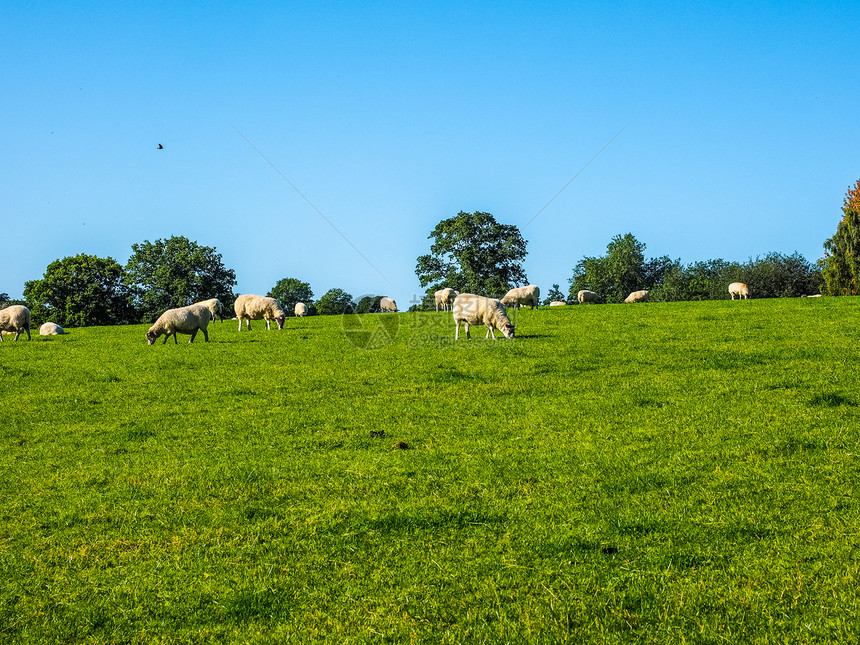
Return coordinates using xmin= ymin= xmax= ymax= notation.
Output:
xmin=157 ymin=143 xmax=164 ymax=149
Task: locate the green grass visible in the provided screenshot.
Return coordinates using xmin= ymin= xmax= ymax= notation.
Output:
xmin=2 ymin=297 xmax=860 ymax=643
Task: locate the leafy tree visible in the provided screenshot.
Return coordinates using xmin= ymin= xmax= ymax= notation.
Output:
xmin=355 ymin=295 xmax=383 ymax=314
xmin=821 ymin=179 xmax=860 ymax=295
xmin=682 ymin=259 xmax=745 ymax=300
xmin=0 ymin=293 xmax=9 ymax=306
xmin=415 ymin=211 xmax=528 ymax=303
xmin=648 ymin=259 xmax=686 ymax=302
xmin=268 ymin=277 xmax=315 ymax=316
xmin=125 ymin=236 xmax=237 ymax=322
xmin=23 ymin=254 xmax=136 ymax=327
xmin=745 ymin=252 xmax=821 ymax=298
xmin=543 ymin=284 xmax=565 ymax=305
xmin=568 ymin=233 xmax=649 ymax=303
xmin=316 ymin=288 xmax=355 ymax=315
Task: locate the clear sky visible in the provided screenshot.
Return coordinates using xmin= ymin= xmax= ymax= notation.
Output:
xmin=4 ymin=1 xmax=859 ymax=304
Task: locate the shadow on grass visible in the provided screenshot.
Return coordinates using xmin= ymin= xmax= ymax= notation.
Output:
xmin=809 ymin=391 xmax=855 ymax=407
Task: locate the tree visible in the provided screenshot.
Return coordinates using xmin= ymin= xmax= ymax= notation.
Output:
xmin=354 ymin=295 xmax=383 ymax=314
xmin=543 ymin=284 xmax=565 ymax=305
xmin=415 ymin=211 xmax=528 ymax=304
xmin=648 ymin=259 xmax=686 ymax=302
xmin=268 ymin=277 xmax=315 ymax=316
xmin=125 ymin=236 xmax=237 ymax=322
xmin=821 ymin=179 xmax=860 ymax=295
xmin=746 ymin=252 xmax=822 ymax=298
xmin=23 ymin=254 xmax=136 ymax=327
xmin=568 ymin=233 xmax=648 ymax=303
xmin=316 ymin=288 xmax=355 ymax=315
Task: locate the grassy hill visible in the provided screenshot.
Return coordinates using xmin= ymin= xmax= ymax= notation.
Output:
xmin=2 ymin=298 xmax=860 ymax=643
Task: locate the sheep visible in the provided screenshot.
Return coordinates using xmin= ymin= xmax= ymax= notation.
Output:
xmin=195 ymin=298 xmax=224 ymax=322
xmin=234 ymin=294 xmax=286 ymax=331
xmin=0 ymin=305 xmax=31 ymax=342
xmin=380 ymin=297 xmax=398 ymax=312
xmin=549 ymin=301 xmax=567 ymax=306
xmin=434 ymin=288 xmax=458 ymax=312
xmin=729 ymin=282 xmax=750 ymax=300
xmin=295 ymin=302 xmax=309 ymax=317
xmin=39 ymin=322 xmax=64 ymax=335
xmin=624 ymin=290 xmax=649 ymax=303
xmin=146 ymin=304 xmax=211 ymax=345
xmin=500 ymin=285 xmax=540 ymax=310
xmin=452 ymin=293 xmax=515 ymax=340
xmin=577 ymin=289 xmax=600 ymax=304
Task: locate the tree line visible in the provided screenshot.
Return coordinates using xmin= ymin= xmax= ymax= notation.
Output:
xmin=1 ymin=236 xmax=363 ymax=328
xmin=5 ymin=180 xmax=860 ymax=325
xmin=567 ymin=233 xmax=823 ymax=303
xmin=413 ymin=211 xmax=827 ymax=308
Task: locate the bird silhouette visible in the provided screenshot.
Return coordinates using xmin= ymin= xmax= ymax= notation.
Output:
xmin=157 ymin=143 xmax=164 ymax=149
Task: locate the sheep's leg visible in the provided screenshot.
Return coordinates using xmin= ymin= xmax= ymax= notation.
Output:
xmin=13 ymin=331 xmax=20 ymax=341
xmin=189 ymin=329 xmax=198 ymax=343
xmin=455 ymin=319 xmax=460 ymax=340
xmin=487 ymin=326 xmax=496 ymax=340
xmin=265 ymin=318 xmax=271 ymax=330
xmin=202 ymin=327 xmax=209 ymax=342
xmin=465 ymin=322 xmax=471 ymax=340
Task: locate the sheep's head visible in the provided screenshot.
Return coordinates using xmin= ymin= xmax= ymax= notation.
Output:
xmin=146 ymin=330 xmax=158 ymax=345
xmin=275 ymin=314 xmax=286 ymax=330
xmin=501 ymin=322 xmax=515 ymax=339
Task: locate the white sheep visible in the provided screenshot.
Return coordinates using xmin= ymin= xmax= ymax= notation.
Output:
xmin=295 ymin=302 xmax=309 ymax=317
xmin=39 ymin=322 xmax=64 ymax=335
xmin=452 ymin=293 xmax=515 ymax=340
xmin=728 ymin=282 xmax=750 ymax=300
xmin=549 ymin=301 xmax=567 ymax=307
xmin=624 ymin=290 xmax=650 ymax=303
xmin=380 ymin=297 xmax=398 ymax=312
xmin=234 ymin=294 xmax=286 ymax=331
xmin=500 ymin=285 xmax=540 ymax=310
xmin=0 ymin=305 xmax=31 ymax=342
xmin=195 ymin=298 xmax=224 ymax=322
xmin=146 ymin=304 xmax=211 ymax=345
xmin=577 ymin=290 xmax=600 ymax=304
xmin=434 ymin=288 xmax=458 ymax=312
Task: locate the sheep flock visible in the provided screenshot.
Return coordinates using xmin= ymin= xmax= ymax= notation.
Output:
xmin=1 ymin=278 xmax=771 ymax=349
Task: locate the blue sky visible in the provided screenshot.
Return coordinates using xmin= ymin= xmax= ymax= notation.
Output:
xmin=3 ymin=1 xmax=859 ymax=304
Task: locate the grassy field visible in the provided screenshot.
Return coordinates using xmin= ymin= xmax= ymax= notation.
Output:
xmin=2 ymin=297 xmax=860 ymax=643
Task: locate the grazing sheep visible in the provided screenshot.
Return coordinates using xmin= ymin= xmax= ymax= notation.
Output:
xmin=0 ymin=305 xmax=31 ymax=342
xmin=729 ymin=282 xmax=750 ymax=300
xmin=452 ymin=293 xmax=515 ymax=340
xmin=549 ymin=301 xmax=566 ymax=307
xmin=380 ymin=297 xmax=398 ymax=312
xmin=434 ymin=288 xmax=458 ymax=312
xmin=500 ymin=285 xmax=541 ymax=310
xmin=624 ymin=290 xmax=649 ymax=303
xmin=577 ymin=289 xmax=600 ymax=304
xmin=295 ymin=302 xmax=308 ymax=317
xmin=234 ymin=294 xmax=286 ymax=331
xmin=195 ymin=298 xmax=224 ymax=322
xmin=39 ymin=322 xmax=64 ymax=335
xmin=803 ymin=294 xmax=823 ymax=298
xmin=146 ymin=304 xmax=211 ymax=345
